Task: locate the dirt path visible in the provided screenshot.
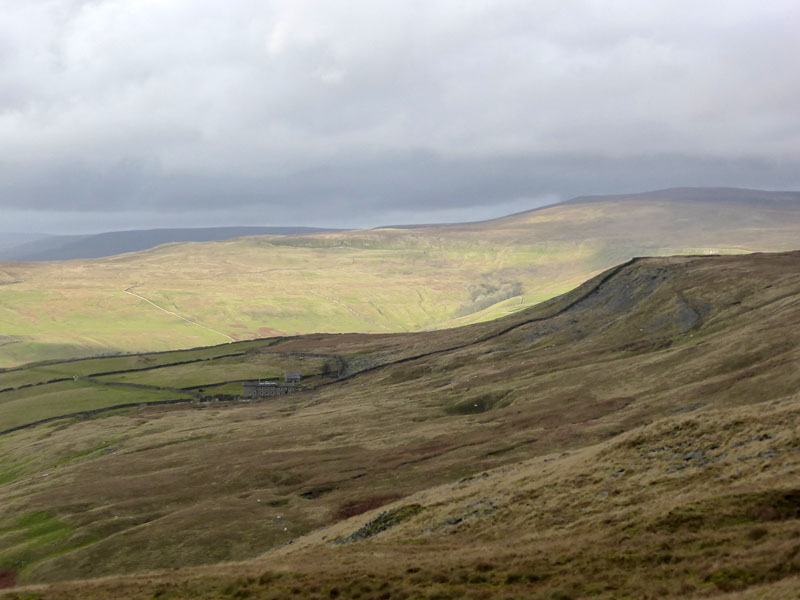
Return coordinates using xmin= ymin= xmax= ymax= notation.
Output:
xmin=123 ymin=287 xmax=234 ymax=341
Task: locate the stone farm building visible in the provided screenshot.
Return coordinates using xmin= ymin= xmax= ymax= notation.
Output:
xmin=242 ymin=372 xmax=302 ymax=398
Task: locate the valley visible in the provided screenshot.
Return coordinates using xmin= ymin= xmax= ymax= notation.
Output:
xmin=3 ymin=187 xmax=800 ymax=368
xmin=5 ymin=3 xmax=800 ymax=597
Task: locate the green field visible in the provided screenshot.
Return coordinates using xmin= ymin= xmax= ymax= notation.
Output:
xmin=94 ymin=353 xmax=331 ymax=389
xmin=0 ymin=337 xmax=343 ymax=432
xmin=3 ymin=190 xmax=800 ymax=367
xmin=0 ymin=380 xmax=189 ymax=432
xmin=0 ymin=339 xmax=274 ymax=389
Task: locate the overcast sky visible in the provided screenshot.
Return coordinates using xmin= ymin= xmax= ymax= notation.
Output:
xmin=2 ymin=0 xmax=800 ymax=233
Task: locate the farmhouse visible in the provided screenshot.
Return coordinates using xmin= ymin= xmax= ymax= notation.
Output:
xmin=284 ymin=371 xmax=302 ymax=384
xmin=241 ymin=372 xmax=302 ymax=398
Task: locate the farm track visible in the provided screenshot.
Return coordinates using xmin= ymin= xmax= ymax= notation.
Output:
xmin=123 ymin=286 xmax=235 ymax=341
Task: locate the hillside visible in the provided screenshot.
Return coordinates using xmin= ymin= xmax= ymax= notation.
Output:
xmin=1 ymin=250 xmax=799 ymax=598
xmin=0 ymin=233 xmax=51 ymax=255
xmin=1 ymin=187 xmax=800 ymax=367
xmin=0 ymin=226 xmax=346 ymax=262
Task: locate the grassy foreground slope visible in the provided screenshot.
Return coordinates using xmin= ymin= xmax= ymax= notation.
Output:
xmin=2 ymin=187 xmax=800 ymax=367
xmin=0 ymin=251 xmax=799 ymax=598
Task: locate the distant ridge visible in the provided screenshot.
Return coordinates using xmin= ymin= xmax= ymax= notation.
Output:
xmin=0 ymin=232 xmax=51 ymax=253
xmin=0 ymin=226 xmax=347 ymax=261
xmin=562 ymin=186 xmax=800 ymax=206
xmin=377 ymin=188 xmax=800 ymax=230
xmin=3 ymin=186 xmax=800 ymax=367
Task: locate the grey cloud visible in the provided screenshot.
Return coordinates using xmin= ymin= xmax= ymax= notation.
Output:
xmin=1 ymin=1 xmax=800 ymax=233
xmin=3 ymin=153 xmax=799 ymax=231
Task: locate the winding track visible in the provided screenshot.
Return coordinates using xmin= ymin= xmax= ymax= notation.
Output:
xmin=123 ymin=286 xmax=235 ymax=342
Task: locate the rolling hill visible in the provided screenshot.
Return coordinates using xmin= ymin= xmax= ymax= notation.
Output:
xmin=1 ymin=250 xmax=799 ymax=598
xmin=0 ymin=226 xmax=346 ymax=262
xmin=1 ymin=186 xmax=799 ymax=368
xmin=0 ymin=233 xmax=51 ymax=255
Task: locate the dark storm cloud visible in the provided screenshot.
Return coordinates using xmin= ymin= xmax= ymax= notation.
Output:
xmin=1 ymin=1 xmax=800 ymax=232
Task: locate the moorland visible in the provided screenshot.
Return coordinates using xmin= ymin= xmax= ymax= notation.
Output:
xmin=1 ymin=248 xmax=799 ymax=599
xmin=2 ymin=187 xmax=800 ymax=367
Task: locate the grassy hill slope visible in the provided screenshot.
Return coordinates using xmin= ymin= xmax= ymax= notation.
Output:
xmin=0 ymin=226 xmax=347 ymax=262
xmin=0 ymin=250 xmax=798 ymax=598
xmin=1 ymin=187 xmax=800 ymax=367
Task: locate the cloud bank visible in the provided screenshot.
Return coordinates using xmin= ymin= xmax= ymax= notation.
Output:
xmin=1 ymin=0 xmax=799 ymax=232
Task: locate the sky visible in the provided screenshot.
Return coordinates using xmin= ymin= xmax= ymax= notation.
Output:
xmin=2 ymin=0 xmax=800 ymax=234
